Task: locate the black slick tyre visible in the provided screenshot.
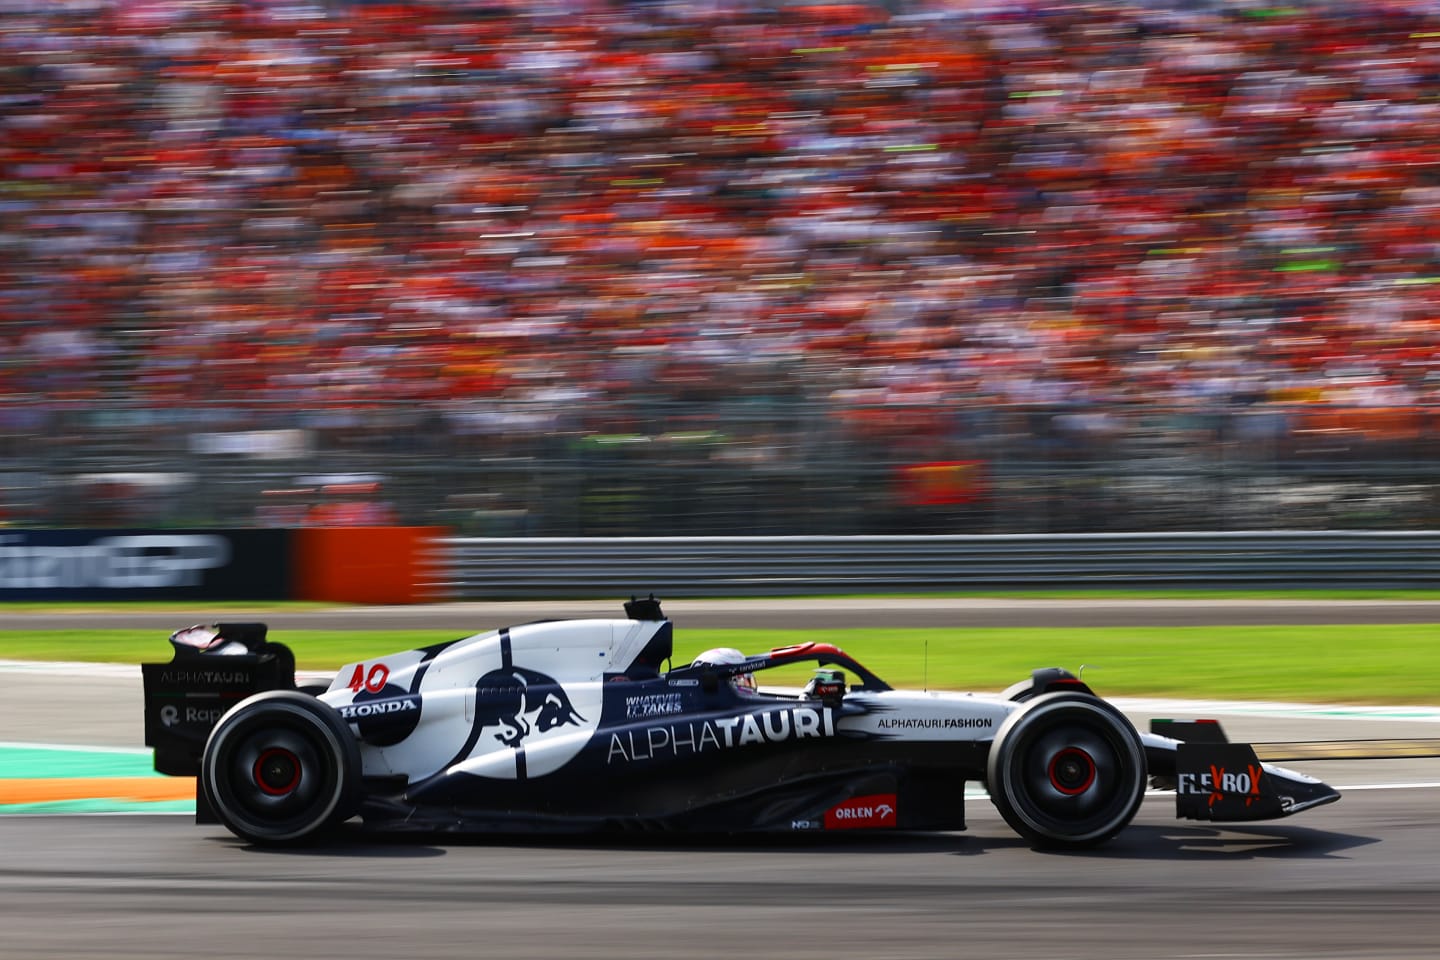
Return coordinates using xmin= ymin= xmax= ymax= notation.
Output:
xmin=986 ymin=692 xmax=1146 ymax=850
xmin=202 ymin=690 xmax=361 ymax=845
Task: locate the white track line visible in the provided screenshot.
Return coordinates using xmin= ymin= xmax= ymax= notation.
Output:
xmin=0 ymin=741 xmax=151 ymax=755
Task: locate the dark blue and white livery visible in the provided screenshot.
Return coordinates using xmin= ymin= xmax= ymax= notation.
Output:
xmin=142 ymin=598 xmax=1340 ymax=849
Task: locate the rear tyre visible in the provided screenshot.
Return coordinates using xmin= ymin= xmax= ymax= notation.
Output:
xmin=986 ymin=693 xmax=1146 ymax=850
xmin=202 ymin=690 xmax=361 ymax=845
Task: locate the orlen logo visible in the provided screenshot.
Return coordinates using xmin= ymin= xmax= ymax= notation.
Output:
xmin=1178 ymin=764 xmax=1266 ymax=807
xmin=824 ymin=793 xmax=898 ymax=830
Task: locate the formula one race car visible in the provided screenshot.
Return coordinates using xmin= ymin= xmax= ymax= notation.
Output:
xmin=142 ymin=598 xmax=1340 ymax=849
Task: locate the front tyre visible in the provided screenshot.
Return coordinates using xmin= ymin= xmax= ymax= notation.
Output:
xmin=202 ymin=690 xmax=361 ymax=845
xmin=986 ymin=693 xmax=1146 ymax=850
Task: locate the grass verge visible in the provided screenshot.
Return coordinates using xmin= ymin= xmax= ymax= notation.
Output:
xmin=1 ymin=624 xmax=1436 ymax=705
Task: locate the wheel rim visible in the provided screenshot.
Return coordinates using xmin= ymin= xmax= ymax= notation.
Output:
xmin=252 ymin=747 xmax=303 ymax=797
xmin=990 ymin=698 xmax=1146 ymax=847
xmin=1018 ymin=727 xmax=1122 ymax=820
xmin=204 ymin=694 xmax=360 ymax=844
xmin=1046 ymin=746 xmax=1097 ymax=796
xmin=224 ymin=727 xmax=327 ymax=820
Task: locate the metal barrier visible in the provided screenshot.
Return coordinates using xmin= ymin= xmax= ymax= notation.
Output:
xmin=433 ymin=531 xmax=1440 ymax=597
xmin=6 ymin=398 xmax=1440 ymax=536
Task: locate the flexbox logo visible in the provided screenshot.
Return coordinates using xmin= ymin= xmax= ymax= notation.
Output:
xmin=1179 ymin=763 xmax=1265 ymax=808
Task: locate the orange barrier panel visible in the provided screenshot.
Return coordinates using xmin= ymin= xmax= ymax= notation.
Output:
xmin=292 ymin=527 xmax=447 ymax=604
xmin=0 ymin=777 xmax=196 ymax=804
xmin=895 ymin=460 xmax=989 ymax=507
xmin=1294 ymin=405 xmax=1426 ymax=443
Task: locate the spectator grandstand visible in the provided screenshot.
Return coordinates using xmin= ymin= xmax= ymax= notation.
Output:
xmin=3 ymin=0 xmax=1440 ymax=532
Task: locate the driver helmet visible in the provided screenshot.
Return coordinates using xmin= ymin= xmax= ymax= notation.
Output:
xmin=692 ymin=647 xmax=756 ymax=693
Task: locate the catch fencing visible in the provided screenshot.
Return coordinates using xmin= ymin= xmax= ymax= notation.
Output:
xmin=432 ymin=530 xmax=1440 ymax=598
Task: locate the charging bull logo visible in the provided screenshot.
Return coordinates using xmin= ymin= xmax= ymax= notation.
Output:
xmin=475 ymin=667 xmax=586 ymax=749
xmin=416 ymin=626 xmax=606 ymax=781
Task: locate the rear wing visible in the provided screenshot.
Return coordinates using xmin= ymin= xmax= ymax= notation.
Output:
xmin=141 ymin=623 xmax=297 ymax=776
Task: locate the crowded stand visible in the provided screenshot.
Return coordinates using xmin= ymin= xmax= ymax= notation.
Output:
xmin=3 ymin=0 xmax=1440 ymax=529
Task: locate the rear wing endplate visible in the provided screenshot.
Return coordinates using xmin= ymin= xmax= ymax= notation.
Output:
xmin=141 ymin=623 xmax=296 ymax=776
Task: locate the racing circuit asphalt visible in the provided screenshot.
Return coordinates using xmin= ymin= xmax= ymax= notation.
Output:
xmin=3 ymin=600 xmax=1438 ymax=960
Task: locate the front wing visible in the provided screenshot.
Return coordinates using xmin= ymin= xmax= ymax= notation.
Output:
xmin=1144 ymin=721 xmax=1341 ymax=822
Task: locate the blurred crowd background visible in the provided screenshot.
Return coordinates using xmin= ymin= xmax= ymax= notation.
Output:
xmin=3 ymin=0 xmax=1440 ymax=534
